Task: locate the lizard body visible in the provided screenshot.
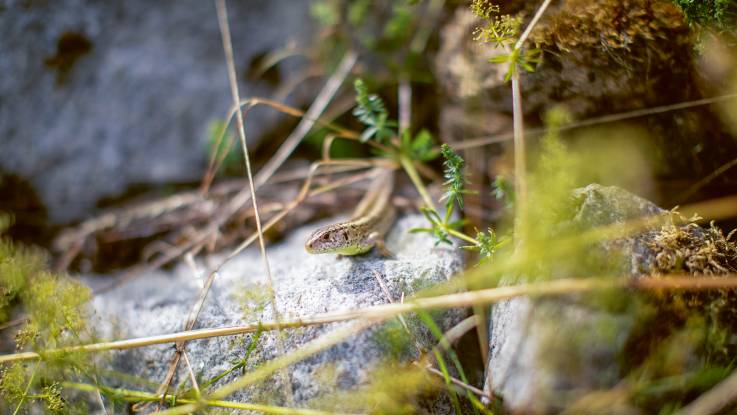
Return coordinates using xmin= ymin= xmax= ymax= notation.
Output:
xmin=305 ymin=169 xmax=396 ymax=256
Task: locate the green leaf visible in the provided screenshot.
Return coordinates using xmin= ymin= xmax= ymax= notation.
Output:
xmin=352 ymin=78 xmax=396 ymax=144
xmin=440 ymin=144 xmax=467 ymax=210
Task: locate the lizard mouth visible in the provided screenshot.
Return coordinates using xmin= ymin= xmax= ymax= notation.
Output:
xmin=304 ymin=232 xmax=328 ymax=254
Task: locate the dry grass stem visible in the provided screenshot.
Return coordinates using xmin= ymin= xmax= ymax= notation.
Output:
xmin=3 ymin=275 xmax=737 ymax=365
xmin=675 ymin=368 xmax=737 ymax=415
xmin=455 ymin=92 xmax=737 ymax=150
xmin=215 ymin=0 xmax=291 ymax=403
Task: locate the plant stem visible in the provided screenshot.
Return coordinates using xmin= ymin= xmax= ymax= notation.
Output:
xmin=399 ymin=154 xmax=437 ymax=211
xmin=4 ymin=276 xmax=737 ymax=365
xmin=12 ymin=361 xmax=40 ymax=415
xmin=509 ymin=0 xmax=553 ymax=244
xmin=62 ymin=382 xmax=344 ymax=415
xmin=446 ymin=227 xmax=479 ymax=245
xmin=511 ymin=75 xmax=528 ymax=243
xmin=513 ymin=0 xmax=554 ymax=49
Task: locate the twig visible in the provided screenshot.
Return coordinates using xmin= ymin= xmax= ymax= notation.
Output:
xmin=215 ymin=0 xmax=290 ymax=403
xmin=454 ymin=92 xmax=737 ymax=150
xmin=399 ymin=155 xmax=437 ymax=211
xmin=256 ymin=50 xmax=358 ymax=187
xmin=675 ymin=368 xmax=737 ymax=415
xmin=432 ymin=315 xmax=478 ymax=354
xmin=144 ymin=161 xmax=386 ymax=404
xmin=157 ymin=321 xmax=376 ymax=415
xmin=513 ymin=0 xmax=553 ymax=50
xmin=674 ymin=156 xmax=737 ymax=204
xmin=371 ymin=270 xmax=421 ymax=350
xmin=372 ymin=271 xmax=488 ymax=404
xmin=510 ymin=0 xmax=553 ymax=243
xmin=0 ymin=317 xmax=27 ymax=331
xmin=4 ymin=275 xmax=737 ymax=364
xmin=12 ymin=361 xmax=39 ymax=415
xmin=511 ymin=76 xmax=528 ymax=241
xmin=182 ymin=351 xmax=201 ymax=398
xmin=425 ymin=366 xmax=489 ymax=399
xmin=63 ymin=382 xmax=348 ymax=415
xmin=399 ymin=79 xmax=411 ymax=132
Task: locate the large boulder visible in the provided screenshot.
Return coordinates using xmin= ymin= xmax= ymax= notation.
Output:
xmin=1 ymin=0 xmax=314 ymax=222
xmin=89 ymin=214 xmax=466 ymax=410
xmin=486 ymin=184 xmax=737 ymax=413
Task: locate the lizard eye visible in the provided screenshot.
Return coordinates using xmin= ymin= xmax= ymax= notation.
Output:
xmin=321 ymin=234 xmax=330 ymax=241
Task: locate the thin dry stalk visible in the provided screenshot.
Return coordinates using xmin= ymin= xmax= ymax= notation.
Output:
xmin=514 ymin=0 xmax=554 ymax=50
xmin=201 ymin=47 xmax=357 ymax=194
xmin=455 ymin=92 xmax=737 ymax=150
xmin=675 ymin=368 xmax=737 ymax=415
xmin=146 ymin=160 xmax=389 ymax=403
xmin=181 ymin=351 xmax=200 ymax=397
xmin=256 ymin=50 xmax=358 ymax=187
xmin=64 ymin=382 xmax=347 ymax=415
xmin=399 ymin=79 xmax=411 ymax=132
xmin=452 ymin=193 xmax=737 ymax=294
xmin=156 ymin=320 xmax=376 ymax=415
xmin=674 ymin=156 xmax=737 ymax=204
xmin=372 ymin=271 xmax=487 ymax=403
xmin=424 ymin=366 xmax=489 ymax=399
xmin=215 ymin=0 xmax=290 ymax=403
xmin=510 ymin=0 xmax=554 ymax=243
xmin=4 ymin=275 xmax=737 ymax=365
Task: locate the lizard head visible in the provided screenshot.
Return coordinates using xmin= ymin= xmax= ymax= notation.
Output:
xmin=305 ymin=224 xmax=373 ymax=255
xmin=304 ymin=225 xmax=350 ymax=254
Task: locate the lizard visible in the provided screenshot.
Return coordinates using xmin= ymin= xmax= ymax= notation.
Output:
xmin=305 ymin=168 xmax=396 ymax=256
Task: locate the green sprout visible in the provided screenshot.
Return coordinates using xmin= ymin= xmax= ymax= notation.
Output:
xmin=0 ymin=231 xmax=95 ymax=413
xmin=461 ymin=228 xmax=506 ymax=264
xmin=412 ymin=207 xmax=464 ymax=246
xmin=492 ymin=174 xmax=514 ymax=208
xmin=352 ymin=78 xmax=439 ymax=163
xmin=353 ymin=79 xmax=397 ymax=143
xmin=206 ymin=119 xmax=240 ymax=173
xmin=470 ymin=0 xmax=542 ymax=81
xmin=400 ymin=128 xmax=439 ymax=162
xmin=440 ymin=144 xmax=468 ymax=214
xmin=350 ymin=80 xmax=498 ymax=262
xmin=473 ymin=11 xmax=520 ymax=48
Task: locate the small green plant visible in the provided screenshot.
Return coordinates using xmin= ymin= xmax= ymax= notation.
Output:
xmin=672 ymin=0 xmax=734 ymax=28
xmin=414 ymin=144 xmax=506 ymax=261
xmin=353 ymin=79 xmax=397 ymax=144
xmin=492 ymin=174 xmax=514 ymax=210
xmin=350 ymin=80 xmax=506 ymax=262
xmin=471 ymin=0 xmax=542 ymax=81
xmin=206 ymin=119 xmax=240 ymax=174
xmin=0 ymin=215 xmax=96 ymax=414
xmin=310 ymin=0 xmax=434 ymax=78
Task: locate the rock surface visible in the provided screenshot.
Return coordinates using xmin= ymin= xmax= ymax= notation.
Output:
xmin=485 ymin=184 xmax=690 ymax=412
xmin=1 ymin=0 xmax=313 ymax=222
xmin=434 ymin=3 xmax=737 ymax=192
xmin=89 ymin=214 xmax=465 ymax=409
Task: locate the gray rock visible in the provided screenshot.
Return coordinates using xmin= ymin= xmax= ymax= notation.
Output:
xmin=90 ymin=214 xmax=465 ymax=409
xmin=1 ymin=0 xmax=314 ymax=222
xmin=570 ymin=184 xmax=665 ymax=229
xmin=485 ymin=184 xmax=666 ymax=412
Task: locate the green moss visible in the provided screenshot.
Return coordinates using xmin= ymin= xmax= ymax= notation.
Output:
xmin=372 ymin=319 xmax=415 ymax=360
xmin=0 ymin=221 xmax=96 ymax=413
xmin=231 ymin=282 xmax=270 ymax=318
xmin=0 ymin=237 xmax=45 ymax=322
xmin=310 ymin=363 xmax=439 ymax=413
xmin=0 ymin=362 xmax=28 ymax=410
xmin=531 ymin=0 xmax=690 ymax=53
xmin=672 ymin=0 xmax=735 ymax=27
